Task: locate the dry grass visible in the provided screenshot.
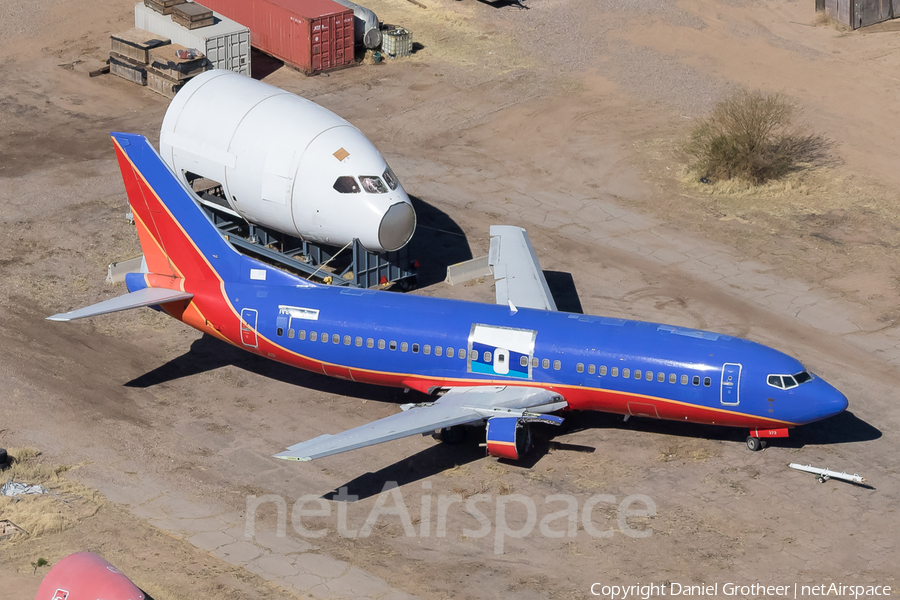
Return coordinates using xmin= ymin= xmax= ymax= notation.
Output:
xmin=0 ymin=448 xmax=101 ymax=539
xmin=813 ymin=10 xmax=850 ymax=31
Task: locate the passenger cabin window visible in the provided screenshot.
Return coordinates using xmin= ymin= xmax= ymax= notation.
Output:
xmin=485 ymin=351 xmax=493 ymax=363
xmin=611 ymin=367 xmax=618 ymax=377
xmin=322 ymin=333 xmax=329 ymax=343
xmin=360 ymin=176 xmax=388 ymax=194
xmin=599 ymin=365 xmax=607 ymax=376
xmin=470 ymin=349 xmax=478 ymax=360
xmin=576 ymin=363 xmax=584 ymax=373
xmin=446 ymin=347 xmax=454 ymax=358
xmin=343 ymin=335 xmax=351 ymax=346
xmin=401 ymin=342 xmax=409 ymax=352
xmin=646 ymin=371 xmax=653 ymax=381
xmin=435 ymin=346 xmax=443 ymax=356
xmin=634 ymin=370 xmax=641 ymax=380
xmin=355 ymin=336 xmax=363 ymax=347
xmin=553 ymin=360 xmax=561 ymax=370
xmin=299 ymin=330 xmax=306 ymax=340
xmin=413 ymin=343 xmax=420 ymax=353
xmin=288 ymin=329 xmax=295 ymax=339
xmin=542 ymin=359 xmax=550 ymax=369
xmin=658 ymin=372 xmax=665 ymax=382
xmin=668 ymin=373 xmax=675 ymax=383
xmin=310 ymin=331 xmax=318 ymax=342
xmin=692 ymin=375 xmax=700 ymax=386
xmin=378 ymin=339 xmax=386 ymax=350
xmin=332 ymin=334 xmax=340 ymax=344
xmin=383 ymin=167 xmax=400 ymax=191
xmin=390 ymin=341 xmax=397 ymax=351
xmin=424 ymin=345 xmax=431 ymax=355
xmin=704 ymin=377 xmax=711 ymax=387
xmin=520 ymin=356 xmax=528 ymax=367
xmin=277 ymin=327 xmax=284 ymax=337
xmin=588 ymin=364 xmax=596 ymax=375
xmin=532 ymin=358 xmax=539 ymax=367
xmin=333 ymin=176 xmax=360 ymax=193
xmin=623 ymin=368 xmax=630 ymax=378
xmin=367 ymin=338 xmax=374 ymax=348
xmin=681 ymin=375 xmax=688 ymax=385
xmin=458 ymin=348 xmax=466 ymax=359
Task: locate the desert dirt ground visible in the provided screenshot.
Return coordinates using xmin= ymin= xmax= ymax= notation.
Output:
xmin=2 ymin=0 xmax=900 ymax=598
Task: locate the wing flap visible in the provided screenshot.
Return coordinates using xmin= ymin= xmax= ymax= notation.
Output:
xmin=47 ymin=288 xmax=194 ymax=322
xmin=489 ymin=225 xmax=557 ymax=311
xmin=274 ymin=404 xmax=481 ymax=461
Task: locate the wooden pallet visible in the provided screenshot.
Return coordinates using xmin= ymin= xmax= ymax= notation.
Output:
xmin=109 ymin=53 xmax=148 ymax=85
xmin=147 ymin=68 xmax=189 ymax=98
xmin=110 ymin=28 xmax=170 ymax=64
xmin=172 ymin=2 xmax=214 ymax=29
xmin=144 ymin=0 xmax=186 ymax=15
xmin=148 ymin=44 xmax=208 ymax=80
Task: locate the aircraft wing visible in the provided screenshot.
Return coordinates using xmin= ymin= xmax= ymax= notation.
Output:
xmin=275 ymin=385 xmax=566 ymax=461
xmin=489 ymin=225 xmax=558 ymax=311
xmin=46 ymin=288 xmax=194 ymax=321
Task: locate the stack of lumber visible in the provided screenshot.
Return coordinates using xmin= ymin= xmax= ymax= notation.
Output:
xmin=171 ymin=2 xmax=214 ymax=29
xmin=147 ymin=43 xmax=209 ymax=98
xmin=144 ymin=0 xmax=185 ymax=15
xmin=109 ymin=28 xmax=171 ymax=86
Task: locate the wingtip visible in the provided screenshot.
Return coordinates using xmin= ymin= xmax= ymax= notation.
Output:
xmin=274 ymin=453 xmax=311 ymax=462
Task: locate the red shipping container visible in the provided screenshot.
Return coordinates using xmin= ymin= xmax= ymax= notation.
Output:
xmin=198 ymin=0 xmax=354 ymax=74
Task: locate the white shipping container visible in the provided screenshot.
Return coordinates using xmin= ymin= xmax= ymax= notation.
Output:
xmin=134 ymin=2 xmax=250 ymax=76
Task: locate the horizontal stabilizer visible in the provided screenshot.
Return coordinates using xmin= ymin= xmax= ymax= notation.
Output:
xmin=275 ymin=385 xmax=566 ymax=462
xmin=47 ymin=288 xmax=193 ymax=322
xmin=489 ymin=225 xmax=558 ymax=311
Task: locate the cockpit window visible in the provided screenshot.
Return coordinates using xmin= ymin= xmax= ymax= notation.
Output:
xmin=360 ymin=175 xmax=388 ymax=194
xmin=333 ymin=176 xmax=360 ymax=193
xmin=794 ymin=371 xmax=812 ymax=384
xmin=383 ymin=167 xmax=399 ymax=190
xmin=767 ymin=371 xmax=812 ymax=390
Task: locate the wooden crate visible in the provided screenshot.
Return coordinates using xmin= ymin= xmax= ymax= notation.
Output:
xmin=144 ymin=0 xmax=185 ymax=15
xmin=109 ymin=53 xmax=148 ymax=85
xmin=147 ymin=68 xmax=188 ymax=98
xmin=148 ymin=44 xmax=208 ymax=80
xmin=110 ymin=28 xmax=170 ymax=64
xmin=172 ymin=2 xmax=214 ymax=29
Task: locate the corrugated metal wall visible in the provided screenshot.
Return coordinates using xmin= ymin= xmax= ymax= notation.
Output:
xmin=824 ymin=0 xmax=896 ymax=28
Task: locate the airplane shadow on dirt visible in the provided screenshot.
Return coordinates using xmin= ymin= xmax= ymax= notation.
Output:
xmin=406 ymin=194 xmax=473 ymax=288
xmin=326 ymin=409 xmax=881 ymax=500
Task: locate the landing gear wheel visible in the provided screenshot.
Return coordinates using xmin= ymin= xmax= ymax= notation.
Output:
xmin=440 ymin=426 xmax=467 ymax=445
xmin=746 ymin=436 xmax=762 ymax=452
xmin=0 ymin=447 xmax=7 ymax=469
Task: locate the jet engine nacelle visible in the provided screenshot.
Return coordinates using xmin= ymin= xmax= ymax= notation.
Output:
xmin=159 ymin=70 xmax=415 ymax=253
xmin=485 ymin=417 xmax=531 ymax=460
xmin=36 ymin=552 xmax=145 ymax=600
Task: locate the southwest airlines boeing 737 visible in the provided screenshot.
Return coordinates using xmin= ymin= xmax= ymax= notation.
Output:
xmin=49 ymin=134 xmax=848 ymax=462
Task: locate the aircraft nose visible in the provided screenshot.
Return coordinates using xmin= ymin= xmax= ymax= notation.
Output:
xmin=814 ymin=378 xmax=848 ymax=420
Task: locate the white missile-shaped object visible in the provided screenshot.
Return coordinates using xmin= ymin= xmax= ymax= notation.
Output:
xmin=159 ymin=70 xmax=416 ymax=253
xmin=789 ymin=463 xmax=866 ymax=484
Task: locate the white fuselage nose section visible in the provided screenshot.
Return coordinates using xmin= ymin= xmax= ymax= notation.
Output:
xmin=158 ymin=70 xmax=415 ymax=253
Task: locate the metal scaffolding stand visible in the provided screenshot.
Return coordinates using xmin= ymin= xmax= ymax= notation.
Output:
xmin=196 ymin=191 xmax=416 ymax=290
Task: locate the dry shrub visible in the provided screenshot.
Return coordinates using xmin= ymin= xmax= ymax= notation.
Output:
xmin=687 ymin=90 xmax=832 ymax=185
